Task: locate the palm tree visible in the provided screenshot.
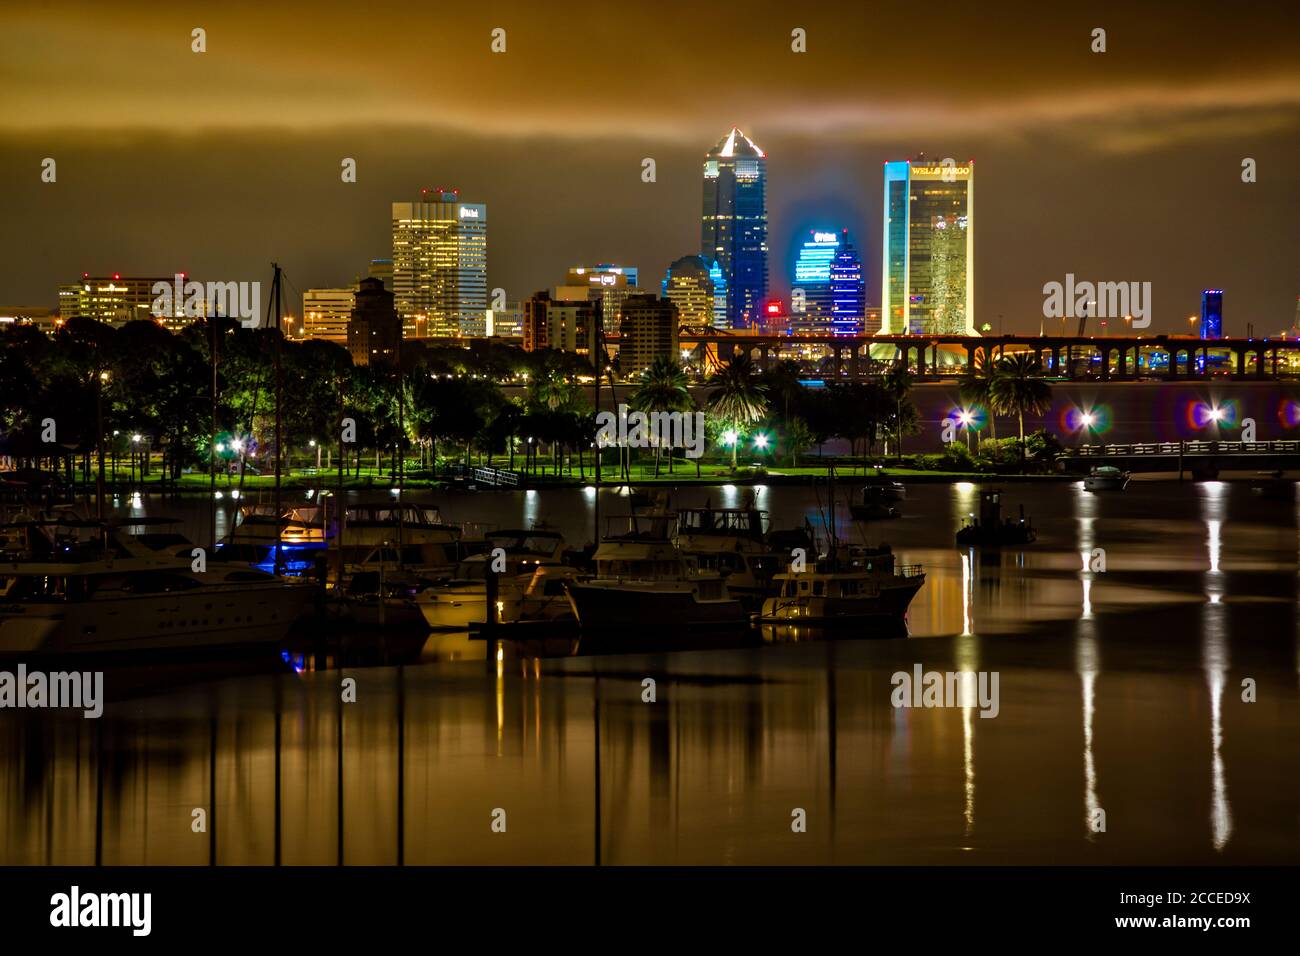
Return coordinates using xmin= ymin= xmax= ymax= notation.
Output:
xmin=882 ymin=364 xmax=914 ymax=460
xmin=959 ymin=355 xmax=999 ymax=445
xmin=630 ymin=356 xmax=692 ymax=475
xmin=706 ymin=353 xmax=768 ymax=468
xmin=989 ymin=353 xmax=1052 ymax=470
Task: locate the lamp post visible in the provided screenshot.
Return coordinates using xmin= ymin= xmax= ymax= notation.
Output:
xmin=95 ymin=370 xmax=109 ymax=520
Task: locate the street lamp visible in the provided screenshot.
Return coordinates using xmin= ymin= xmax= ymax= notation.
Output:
xmin=957 ymin=408 xmax=975 ymax=452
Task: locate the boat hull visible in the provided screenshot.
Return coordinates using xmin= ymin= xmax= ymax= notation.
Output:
xmin=0 ymin=583 xmax=313 ymax=656
xmin=566 ymin=582 xmax=746 ymax=632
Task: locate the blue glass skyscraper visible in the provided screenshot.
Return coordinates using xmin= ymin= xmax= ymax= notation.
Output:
xmin=830 ymin=232 xmax=865 ymax=335
xmin=701 ymin=128 xmax=768 ymax=330
xmin=1201 ymin=289 xmax=1223 ymax=339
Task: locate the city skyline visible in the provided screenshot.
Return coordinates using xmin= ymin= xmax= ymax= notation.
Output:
xmin=2 ymin=1 xmax=1298 ymax=334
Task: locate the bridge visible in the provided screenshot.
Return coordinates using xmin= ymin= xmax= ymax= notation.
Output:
xmin=1057 ymin=439 xmax=1300 ymax=475
xmin=662 ymin=331 xmax=1300 ymax=380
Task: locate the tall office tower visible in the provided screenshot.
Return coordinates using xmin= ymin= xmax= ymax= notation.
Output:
xmin=830 ymin=233 xmax=866 ymax=335
xmin=662 ymin=255 xmax=720 ymax=328
xmin=863 ymin=306 xmax=882 ymax=335
xmin=701 ymin=127 xmax=768 ymax=330
xmin=302 ymin=287 xmax=356 ymax=342
xmin=58 ymin=273 xmax=201 ymax=329
xmin=880 ymin=158 xmax=975 ymax=335
xmin=347 ymin=277 xmax=403 ymax=367
xmin=1201 ymin=289 xmax=1223 ymax=339
xmin=619 ymin=295 xmax=679 ymax=378
xmin=391 ymin=188 xmax=487 ymax=339
xmin=554 ymin=264 xmax=638 ymax=334
xmin=791 ymin=231 xmax=840 ymax=334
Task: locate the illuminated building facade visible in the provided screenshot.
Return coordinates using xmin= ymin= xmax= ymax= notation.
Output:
xmin=302 ymin=287 xmax=355 ymax=342
xmin=791 ymin=231 xmax=839 ymax=334
xmin=392 ymin=188 xmax=487 ymax=339
xmin=662 ymin=255 xmax=722 ymax=328
xmin=346 ymin=277 xmax=402 ymax=367
xmin=522 ymin=291 xmax=596 ymax=356
xmin=830 ymin=234 xmax=866 ymax=335
xmin=701 ymin=127 xmax=768 ymax=330
xmin=881 ymin=159 xmax=975 ymax=335
xmin=554 ymin=264 xmax=638 ymax=335
xmin=57 ymin=274 xmax=201 ymax=330
xmin=619 ymin=295 xmax=679 ymax=378
xmin=1201 ymin=289 xmax=1223 ymax=339
xmin=486 ymin=301 xmax=524 ymax=339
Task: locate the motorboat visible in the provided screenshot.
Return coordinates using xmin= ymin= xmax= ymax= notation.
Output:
xmin=675 ymin=505 xmax=785 ymax=607
xmin=759 ymin=543 xmax=924 ymax=625
xmin=0 ymin=516 xmax=313 ymax=656
xmin=416 ymin=528 xmax=577 ymax=630
xmin=564 ymin=513 xmax=746 ymax=632
xmin=1083 ymin=466 xmax=1129 ymax=492
xmin=850 ymin=485 xmax=901 ymax=521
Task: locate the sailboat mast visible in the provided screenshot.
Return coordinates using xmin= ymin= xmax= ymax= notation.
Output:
xmin=272 ymin=262 xmax=283 ymax=575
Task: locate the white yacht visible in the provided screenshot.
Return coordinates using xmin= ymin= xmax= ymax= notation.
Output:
xmin=564 ymin=513 xmax=746 ymax=632
xmin=416 ymin=529 xmax=576 ymax=630
xmin=0 ymin=517 xmax=313 ymax=655
xmin=332 ymin=504 xmax=464 ymax=579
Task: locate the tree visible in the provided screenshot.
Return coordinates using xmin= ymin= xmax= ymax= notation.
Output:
xmin=882 ymin=364 xmax=915 ymax=460
xmin=629 ymin=356 xmax=692 ymax=475
xmin=706 ymin=354 xmax=768 ymax=468
xmin=989 ymin=353 xmax=1052 ymax=471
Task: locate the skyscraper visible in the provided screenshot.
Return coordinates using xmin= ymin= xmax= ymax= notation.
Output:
xmin=619 ymin=295 xmax=679 ymax=378
xmin=791 ymin=231 xmax=839 ymax=333
xmin=830 ymin=233 xmax=866 ymax=336
xmin=881 ymin=159 xmax=975 ymax=335
xmin=662 ymin=255 xmax=720 ymax=328
xmin=391 ymin=188 xmax=487 ymax=339
xmin=701 ymin=127 xmax=768 ymax=330
xmin=1201 ymin=289 xmax=1223 ymax=339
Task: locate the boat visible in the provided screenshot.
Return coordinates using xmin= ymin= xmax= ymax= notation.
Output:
xmin=416 ymin=528 xmax=577 ymax=630
xmin=331 ymin=504 xmax=465 ymax=580
xmin=674 ymin=504 xmax=785 ymax=606
xmin=1083 ymin=466 xmax=1129 ymax=492
xmin=759 ymin=544 xmax=925 ymax=625
xmin=849 ymin=485 xmax=901 ymax=521
xmin=861 ymin=476 xmax=906 ymax=501
xmin=955 ymin=489 xmax=1036 ymax=547
xmin=0 ymin=516 xmax=313 ymax=656
xmin=1250 ymin=470 xmax=1294 ymax=500
xmin=216 ymin=502 xmax=330 ymax=573
xmin=564 ymin=513 xmax=746 ymax=632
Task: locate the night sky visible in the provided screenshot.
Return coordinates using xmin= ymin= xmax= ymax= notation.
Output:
xmin=2 ymin=0 xmax=1298 ymax=333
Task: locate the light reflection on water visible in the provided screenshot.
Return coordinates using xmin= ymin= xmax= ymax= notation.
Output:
xmin=1 ymin=480 xmax=1297 ymax=864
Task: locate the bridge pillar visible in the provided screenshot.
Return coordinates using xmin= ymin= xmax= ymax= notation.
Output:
xmin=1050 ymin=347 xmax=1060 ymax=374
xmin=966 ymin=343 xmax=976 ymax=371
xmin=915 ymin=345 xmax=927 ymax=378
xmin=850 ymin=344 xmax=860 ymax=379
xmin=759 ymin=345 xmax=771 ymax=372
xmin=1099 ymin=346 xmax=1110 ymax=381
xmin=1257 ymin=349 xmax=1267 ymax=380
xmin=1234 ymin=348 xmax=1245 ymax=377
xmin=833 ymin=346 xmax=843 ymax=380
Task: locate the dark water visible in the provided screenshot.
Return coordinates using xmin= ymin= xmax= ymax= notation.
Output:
xmin=2 ymin=480 xmax=1299 ymax=864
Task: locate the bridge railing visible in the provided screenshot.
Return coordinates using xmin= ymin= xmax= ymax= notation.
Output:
xmin=1065 ymin=440 xmax=1300 ymax=457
